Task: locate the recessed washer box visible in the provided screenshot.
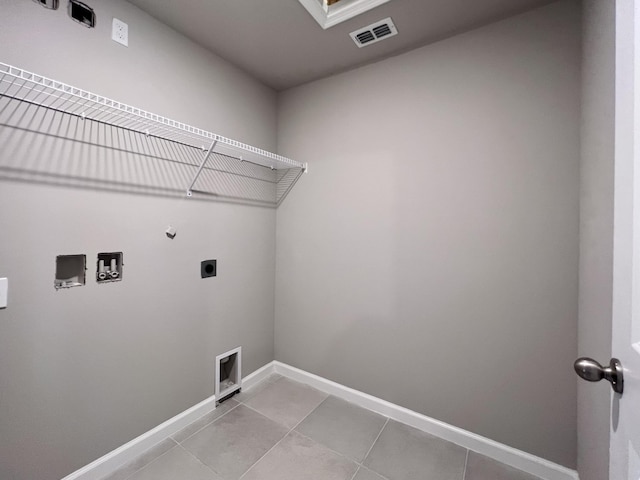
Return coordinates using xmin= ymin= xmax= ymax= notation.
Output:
xmin=97 ymin=252 xmax=123 ymax=284
xmin=55 ymin=254 xmax=86 ymax=289
xmin=32 ymin=0 xmax=59 ymax=10
xmin=68 ymin=0 xmax=95 ymax=28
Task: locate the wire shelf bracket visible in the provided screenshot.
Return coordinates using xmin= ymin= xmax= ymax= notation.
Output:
xmin=187 ymin=138 xmax=218 ymax=197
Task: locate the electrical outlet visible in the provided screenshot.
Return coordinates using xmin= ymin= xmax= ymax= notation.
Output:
xmin=112 ymin=18 xmax=128 ymax=47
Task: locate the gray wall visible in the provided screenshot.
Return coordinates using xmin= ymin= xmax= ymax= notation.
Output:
xmin=276 ymin=0 xmax=580 ymax=468
xmin=0 ymin=1 xmax=277 ymax=479
xmin=578 ymin=1 xmax=615 ymax=479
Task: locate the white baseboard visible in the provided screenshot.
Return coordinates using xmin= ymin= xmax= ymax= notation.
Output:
xmin=61 ymin=361 xmax=577 ymax=480
xmin=239 ymin=360 xmax=276 ymax=391
xmin=273 ymin=361 xmax=579 ymax=480
xmin=60 ymin=363 xmax=275 ymax=480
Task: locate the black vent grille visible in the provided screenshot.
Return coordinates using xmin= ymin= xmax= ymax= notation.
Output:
xmin=356 ymin=31 xmax=376 ymax=44
xmin=350 ymin=18 xmax=397 ymax=48
xmin=372 ymin=24 xmax=392 ymax=38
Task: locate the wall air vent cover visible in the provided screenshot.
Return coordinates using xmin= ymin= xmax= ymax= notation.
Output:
xmin=350 ymin=17 xmax=398 ymax=48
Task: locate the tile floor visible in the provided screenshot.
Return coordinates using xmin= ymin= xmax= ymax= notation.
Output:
xmin=102 ymin=375 xmax=543 ymax=480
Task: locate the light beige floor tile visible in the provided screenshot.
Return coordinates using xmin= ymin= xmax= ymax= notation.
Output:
xmin=364 ymin=420 xmax=467 ymax=480
xmin=234 ymin=374 xmax=282 ymax=403
xmin=172 ymin=399 xmax=239 ymax=443
xmin=244 ymin=377 xmax=327 ymax=428
xmin=100 ymin=438 xmax=177 ymax=480
xmin=296 ymin=395 xmax=387 ymax=462
xmin=181 ymin=404 xmax=288 ymax=480
xmin=242 ymin=431 xmax=358 ymax=480
xmin=353 ymin=466 xmax=389 ymax=480
xmin=127 ymin=446 xmax=222 ymax=480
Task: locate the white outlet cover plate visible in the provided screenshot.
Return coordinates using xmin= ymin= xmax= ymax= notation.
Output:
xmin=112 ymin=18 xmax=128 ymax=47
xmin=0 ymin=278 xmax=7 ymax=308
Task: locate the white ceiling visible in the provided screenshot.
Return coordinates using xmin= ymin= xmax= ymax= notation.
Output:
xmin=127 ymin=0 xmax=556 ymax=91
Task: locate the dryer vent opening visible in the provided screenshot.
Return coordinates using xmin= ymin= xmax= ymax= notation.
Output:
xmin=215 ymin=347 xmax=242 ymax=404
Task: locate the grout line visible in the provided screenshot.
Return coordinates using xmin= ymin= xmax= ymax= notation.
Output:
xmin=354 ymin=465 xmax=393 ymax=480
xmin=120 ymin=439 xmax=178 ymax=480
xmin=462 ymin=449 xmax=469 ymax=480
xmin=173 ymin=401 xmax=241 ymax=445
xmin=281 ymin=394 xmax=392 ymax=479
xmin=275 ymin=363 xmax=577 ymax=480
xmin=290 ymin=429 xmax=394 ymax=480
xmin=166 ymin=377 xmax=387 ymax=480
xmin=240 ymin=389 xmax=327 ymax=429
xmin=236 ymin=374 xmax=282 ymax=405
xmin=290 ymin=394 xmax=330 ymax=429
xmin=126 ymin=376 xmax=390 ymax=480
xmin=238 ymin=392 xmax=330 ymax=480
xmin=177 ymin=443 xmax=224 ymax=479
xmin=236 ymin=427 xmax=291 ymax=479
xmin=240 ymin=402 xmax=285 ymax=422
xmin=243 ymin=387 xmax=392 ymax=479
xmin=361 ymin=417 xmax=389 ymax=466
xmin=294 ymin=429 xmax=364 ymax=465
xmin=349 ymin=466 xmax=362 ymax=480
xmin=289 ymin=416 xmax=393 ymax=480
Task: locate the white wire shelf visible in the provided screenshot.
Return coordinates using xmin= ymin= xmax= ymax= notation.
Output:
xmin=0 ymin=62 xmax=306 ymax=205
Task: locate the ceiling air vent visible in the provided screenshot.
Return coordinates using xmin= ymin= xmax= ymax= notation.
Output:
xmin=350 ymin=17 xmax=397 ymax=48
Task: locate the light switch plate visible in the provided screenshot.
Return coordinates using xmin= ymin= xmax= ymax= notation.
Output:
xmin=0 ymin=278 xmax=7 ymax=308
